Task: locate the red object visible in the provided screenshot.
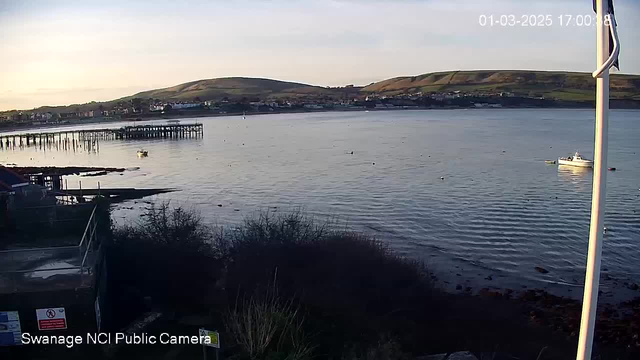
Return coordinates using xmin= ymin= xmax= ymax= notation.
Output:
xmin=38 ymin=318 xmax=67 ymax=330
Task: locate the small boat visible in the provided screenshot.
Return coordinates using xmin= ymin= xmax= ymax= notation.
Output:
xmin=545 ymin=160 xmax=556 ymax=164
xmin=558 ymin=151 xmax=593 ymax=168
xmin=608 ymin=167 xmax=616 ymax=171
xmin=137 ymin=149 xmax=149 ymax=157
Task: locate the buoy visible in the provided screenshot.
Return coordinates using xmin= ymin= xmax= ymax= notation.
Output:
xmin=440 ymin=176 xmax=445 ymax=180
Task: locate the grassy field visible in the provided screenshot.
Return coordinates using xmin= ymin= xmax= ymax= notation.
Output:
xmin=2 ymin=70 xmax=639 ymax=115
xmin=362 ymin=70 xmax=640 ymax=102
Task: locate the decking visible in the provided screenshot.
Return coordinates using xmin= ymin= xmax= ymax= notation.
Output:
xmin=0 ymin=123 xmax=203 ymax=150
xmin=0 ymin=203 xmax=100 ymax=294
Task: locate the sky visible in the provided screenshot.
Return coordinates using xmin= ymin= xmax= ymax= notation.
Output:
xmin=1 ymin=0 xmax=639 ymax=111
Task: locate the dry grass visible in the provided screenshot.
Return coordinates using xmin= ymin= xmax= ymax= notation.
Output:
xmin=226 ymin=280 xmax=313 ymax=360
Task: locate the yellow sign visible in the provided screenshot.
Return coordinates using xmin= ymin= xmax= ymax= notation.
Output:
xmin=199 ymin=329 xmax=220 ymax=348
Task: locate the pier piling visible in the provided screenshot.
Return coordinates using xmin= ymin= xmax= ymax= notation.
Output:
xmin=0 ymin=123 xmax=203 ymax=151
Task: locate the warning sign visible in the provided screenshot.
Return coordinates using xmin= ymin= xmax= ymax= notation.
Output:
xmin=36 ymin=308 xmax=67 ymax=331
xmin=199 ymin=328 xmax=220 ymax=348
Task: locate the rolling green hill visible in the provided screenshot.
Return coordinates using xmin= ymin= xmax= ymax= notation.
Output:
xmin=122 ymin=77 xmax=349 ymax=101
xmin=3 ymin=71 xmax=640 ymax=115
xmin=362 ymin=70 xmax=640 ymax=101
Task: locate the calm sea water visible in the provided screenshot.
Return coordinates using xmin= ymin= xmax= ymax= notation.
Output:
xmin=2 ymin=109 xmax=640 ymax=296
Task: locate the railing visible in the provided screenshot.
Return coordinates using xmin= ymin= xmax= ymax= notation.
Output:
xmin=0 ymin=204 xmax=99 ymax=293
xmin=79 ymin=205 xmax=98 ymax=270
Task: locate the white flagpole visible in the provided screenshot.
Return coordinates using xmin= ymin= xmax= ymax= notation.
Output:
xmin=576 ymin=0 xmax=610 ymax=359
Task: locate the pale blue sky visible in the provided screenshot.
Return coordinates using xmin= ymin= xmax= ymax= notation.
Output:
xmin=1 ymin=0 xmax=638 ymax=110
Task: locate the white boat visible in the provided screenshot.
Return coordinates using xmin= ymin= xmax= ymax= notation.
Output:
xmin=137 ymin=149 xmax=148 ymax=157
xmin=558 ymin=151 xmax=593 ymax=168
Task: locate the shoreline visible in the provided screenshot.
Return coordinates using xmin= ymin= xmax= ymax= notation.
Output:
xmin=3 ymin=106 xmax=640 ymax=135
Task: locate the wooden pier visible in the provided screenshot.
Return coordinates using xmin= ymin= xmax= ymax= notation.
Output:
xmin=0 ymin=123 xmax=203 ymax=151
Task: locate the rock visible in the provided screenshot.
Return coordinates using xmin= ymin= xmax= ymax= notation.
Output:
xmin=485 ymin=275 xmax=493 ymax=280
xmin=479 ymin=289 xmax=503 ymax=299
xmin=630 ymin=283 xmax=639 ymax=291
xmin=448 ymin=351 xmax=479 ymax=360
xmin=505 ymin=289 xmax=513 ymax=295
xmin=456 ymin=284 xmax=463 ymax=290
xmin=217 ymin=204 xmax=223 ymax=207
xmin=535 ymin=266 xmax=549 ymax=274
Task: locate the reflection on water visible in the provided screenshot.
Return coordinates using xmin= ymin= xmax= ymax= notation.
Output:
xmin=557 ymin=165 xmax=592 ymax=191
xmin=2 ymin=109 xmax=640 ymax=297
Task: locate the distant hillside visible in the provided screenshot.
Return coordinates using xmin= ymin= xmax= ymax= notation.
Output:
xmin=123 ymin=77 xmax=349 ymax=101
xmin=362 ymin=70 xmax=640 ymax=101
xmin=3 ymin=71 xmax=640 ymax=115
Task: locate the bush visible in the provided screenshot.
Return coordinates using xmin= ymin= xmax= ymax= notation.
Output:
xmin=109 ymin=202 xmax=222 ymax=319
xmin=107 ymin=207 xmax=589 ymax=360
xmin=216 ymin=211 xmax=436 ymax=358
xmin=226 ymin=284 xmax=312 ymax=360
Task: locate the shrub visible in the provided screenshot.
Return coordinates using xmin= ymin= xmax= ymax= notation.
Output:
xmin=217 ymin=211 xmax=436 ymax=358
xmin=107 ymin=207 xmax=589 ymax=359
xmin=109 ymin=202 xmax=222 ymax=319
xmin=226 ymin=283 xmax=312 ymax=360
